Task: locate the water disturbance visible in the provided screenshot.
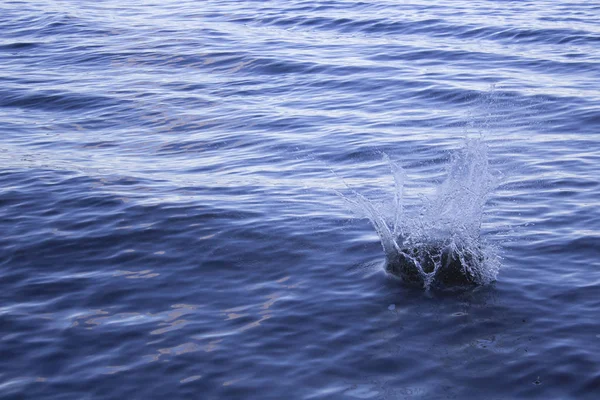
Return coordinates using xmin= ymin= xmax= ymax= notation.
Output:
xmin=2 ymin=0 xmax=600 ymax=398
xmin=341 ymin=136 xmax=501 ymax=289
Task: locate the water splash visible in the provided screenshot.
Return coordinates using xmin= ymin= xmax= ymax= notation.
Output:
xmin=342 ymin=138 xmax=501 ymax=290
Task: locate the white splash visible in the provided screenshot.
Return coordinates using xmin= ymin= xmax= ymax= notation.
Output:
xmin=342 ymin=137 xmax=501 ymax=289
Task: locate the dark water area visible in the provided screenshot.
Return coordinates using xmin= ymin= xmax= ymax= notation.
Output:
xmin=1 ymin=1 xmax=600 ymax=399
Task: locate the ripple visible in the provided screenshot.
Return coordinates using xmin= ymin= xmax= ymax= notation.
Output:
xmin=1 ymin=0 xmax=599 ymax=398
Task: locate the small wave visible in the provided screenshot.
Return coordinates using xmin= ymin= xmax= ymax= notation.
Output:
xmin=0 ymin=42 xmax=39 ymax=51
xmin=0 ymin=88 xmax=123 ymax=112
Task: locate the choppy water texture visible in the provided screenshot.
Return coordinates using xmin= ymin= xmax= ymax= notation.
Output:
xmin=1 ymin=1 xmax=600 ymax=399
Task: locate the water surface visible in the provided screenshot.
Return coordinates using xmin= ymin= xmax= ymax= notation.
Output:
xmin=1 ymin=0 xmax=599 ymax=398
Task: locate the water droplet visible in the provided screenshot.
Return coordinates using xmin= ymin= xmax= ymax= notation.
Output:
xmin=388 ymin=304 xmax=396 ymax=311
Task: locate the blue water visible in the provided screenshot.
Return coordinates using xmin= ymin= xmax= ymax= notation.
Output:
xmin=1 ymin=0 xmax=600 ymax=398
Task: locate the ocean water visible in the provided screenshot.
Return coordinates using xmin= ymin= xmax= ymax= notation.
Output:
xmin=1 ymin=0 xmax=599 ymax=398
